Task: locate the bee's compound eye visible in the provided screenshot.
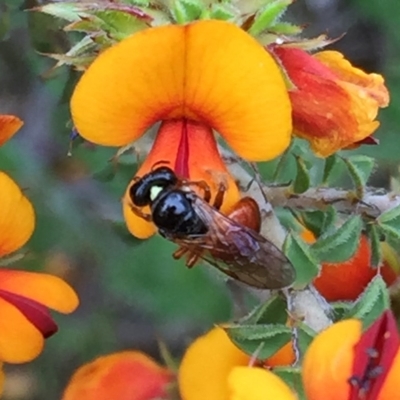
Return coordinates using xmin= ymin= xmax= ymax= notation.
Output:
xmin=129 ymin=180 xmax=149 ymax=207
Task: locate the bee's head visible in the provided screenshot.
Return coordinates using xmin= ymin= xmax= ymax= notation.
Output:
xmin=129 ymin=166 xmax=178 ymax=207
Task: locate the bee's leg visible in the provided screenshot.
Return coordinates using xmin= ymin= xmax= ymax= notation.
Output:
xmin=186 ymin=252 xmax=200 ymax=268
xmin=183 ymin=180 xmax=211 ymax=203
xmin=128 ymin=204 xmax=153 ymax=222
xmin=172 ymin=246 xmax=189 ymax=260
xmin=212 ymin=183 xmax=226 ymax=210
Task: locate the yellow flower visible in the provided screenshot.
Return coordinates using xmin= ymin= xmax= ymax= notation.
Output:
xmin=71 ymin=19 xmax=292 ymax=238
xmin=178 ymin=327 xmax=296 ymax=400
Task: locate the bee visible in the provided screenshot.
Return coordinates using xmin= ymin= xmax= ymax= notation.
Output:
xmin=128 ymin=166 xmax=295 ymax=289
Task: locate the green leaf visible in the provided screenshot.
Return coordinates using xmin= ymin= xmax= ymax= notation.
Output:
xmin=378 ymin=205 xmax=400 ymax=241
xmin=330 ymin=301 xmax=352 ymax=322
xmin=283 ymin=232 xmax=320 ymax=288
xmin=35 ymin=3 xmax=91 ymax=22
xmin=343 ymin=275 xmax=390 ymax=328
xmin=293 ymin=156 xmax=310 ymax=194
xmin=311 ymin=215 xmax=362 ymax=263
xmin=274 ymin=367 xmax=306 ymax=400
xmin=296 ymin=323 xmax=316 ymax=355
xmin=300 ymin=207 xmax=337 ymax=238
xmin=224 ymin=324 xmax=292 ymax=360
xmin=248 ymin=0 xmax=292 ymax=36
xmin=342 ymin=155 xmax=375 ymax=197
xmin=322 ymin=154 xmax=342 ymax=185
xmin=209 ymin=3 xmax=237 ymax=21
xmin=269 ymin=22 xmax=302 ymax=35
xmin=366 ymin=224 xmax=382 ymax=267
xmin=171 ymin=0 xmax=204 ymax=23
xmin=240 ymin=295 xmax=287 ymax=325
xmin=93 ymin=11 xmax=147 ymax=40
xmin=0 ymin=4 xmax=10 ymax=40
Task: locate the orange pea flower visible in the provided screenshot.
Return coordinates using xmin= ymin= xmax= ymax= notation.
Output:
xmin=62 ymin=351 xmax=174 ymax=400
xmin=178 ymin=327 xmax=296 ymax=400
xmin=303 ymin=310 xmax=400 ymax=400
xmin=0 ymin=115 xmax=23 ymax=146
xmin=270 ymin=46 xmax=389 ymax=157
xmin=0 ymin=172 xmax=79 ymax=363
xmin=71 ymin=19 xmax=292 ymax=238
xmin=314 ymin=236 xmax=398 ymax=301
xmin=301 ymin=229 xmax=398 ymax=301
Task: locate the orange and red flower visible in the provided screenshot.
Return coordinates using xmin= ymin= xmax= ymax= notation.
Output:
xmin=0 ymin=118 xmax=79 ymax=364
xmin=178 ymin=326 xmax=296 ymax=400
xmin=62 ymin=351 xmax=174 ymax=400
xmin=303 ymin=310 xmax=400 ymax=400
xmin=270 ymin=46 xmax=389 ymax=157
xmin=0 ymin=172 xmax=79 ymax=363
xmin=70 ymin=19 xmax=292 ymax=238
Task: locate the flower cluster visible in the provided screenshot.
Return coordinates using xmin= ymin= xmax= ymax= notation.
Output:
xmin=60 ymin=310 xmax=400 ymax=400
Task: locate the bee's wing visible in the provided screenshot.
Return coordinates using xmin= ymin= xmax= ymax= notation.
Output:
xmin=176 ymin=197 xmax=296 ymax=290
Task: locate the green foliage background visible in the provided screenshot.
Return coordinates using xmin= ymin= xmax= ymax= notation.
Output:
xmin=0 ymin=0 xmax=399 ymax=398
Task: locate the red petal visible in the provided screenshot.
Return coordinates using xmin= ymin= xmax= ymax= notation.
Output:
xmin=349 ymin=310 xmax=400 ymax=400
xmin=0 ymin=290 xmax=58 ymax=338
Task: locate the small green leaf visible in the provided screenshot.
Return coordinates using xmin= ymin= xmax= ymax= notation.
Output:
xmin=35 ymin=3 xmax=91 ymax=22
xmin=274 ymin=367 xmax=306 ymax=400
xmin=293 ymin=156 xmax=310 ymax=194
xmin=378 ymin=204 xmax=400 ymax=225
xmin=342 ymin=155 xmax=375 ymax=197
xmin=240 ymin=295 xmax=287 ymax=325
xmin=269 ymin=22 xmax=302 ymax=35
xmin=224 ymin=324 xmax=292 ymax=360
xmin=331 ymin=301 xmax=352 ymax=322
xmin=311 ymin=215 xmax=362 ymax=263
xmin=296 ymin=323 xmax=316 ymax=355
xmin=300 ymin=207 xmax=337 ymax=238
xmin=171 ymin=0 xmax=204 ymax=23
xmin=283 ymin=232 xmax=320 ymax=288
xmin=209 ymin=3 xmax=237 ymax=21
xmin=366 ymin=224 xmax=382 ymax=267
xmin=343 ymin=275 xmax=390 ymax=328
xmin=248 ymin=0 xmax=292 ymax=36
xmin=322 ymin=154 xmax=342 ymax=185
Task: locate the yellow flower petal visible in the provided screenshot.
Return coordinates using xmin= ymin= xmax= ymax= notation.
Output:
xmin=71 ymin=20 xmax=291 ymax=161
xmin=228 ymin=367 xmax=297 ymax=400
xmin=0 ymin=115 xmax=23 ymax=146
xmin=0 ymin=269 xmax=79 ymax=313
xmin=179 ymin=327 xmax=249 ymax=400
xmin=0 ymin=297 xmax=44 ymax=363
xmin=0 ymin=173 xmax=35 ymax=257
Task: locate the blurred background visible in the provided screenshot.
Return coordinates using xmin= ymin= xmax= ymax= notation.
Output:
xmin=0 ymin=0 xmax=399 ymax=398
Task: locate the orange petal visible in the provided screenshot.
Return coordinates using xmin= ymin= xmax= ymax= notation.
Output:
xmin=0 ymin=297 xmax=44 ymax=363
xmin=314 ymin=51 xmax=389 ymax=107
xmin=302 ymin=319 xmax=362 ymax=400
xmin=123 ymin=120 xmax=240 ymax=239
xmin=62 ymin=351 xmax=173 ymax=400
xmin=178 ymin=327 xmax=249 ymax=400
xmin=0 ymin=172 xmax=35 ymax=257
xmin=0 ymin=115 xmax=23 ymax=146
xmin=264 ymin=341 xmax=295 ymax=367
xmin=71 ymin=20 xmax=291 ymax=161
xmin=271 ymin=46 xmax=388 ymax=157
xmin=228 ymin=367 xmax=296 ymax=400
xmin=0 ymin=269 xmax=78 ymax=313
